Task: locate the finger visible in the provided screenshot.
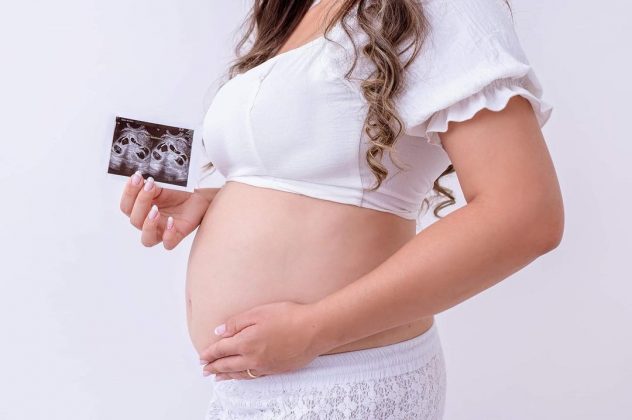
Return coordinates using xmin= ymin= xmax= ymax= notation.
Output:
xmin=200 ymin=335 xmax=242 ymax=364
xmin=162 ymin=216 xmax=185 ymax=250
xmin=238 ymin=369 xmax=260 ymax=380
xmin=234 ymin=368 xmax=264 ymax=380
xmin=214 ymin=311 xmax=258 ymax=339
xmin=129 ymin=176 xmax=163 ymax=229
xmin=140 ymin=204 xmax=164 ymax=247
xmin=120 ymin=170 xmax=145 ymax=216
xmin=203 ymin=355 xmax=248 ymax=376
xmin=227 ymin=371 xmax=253 ymax=381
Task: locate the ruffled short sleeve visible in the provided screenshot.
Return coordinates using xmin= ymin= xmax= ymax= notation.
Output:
xmin=396 ymin=0 xmax=554 ymax=146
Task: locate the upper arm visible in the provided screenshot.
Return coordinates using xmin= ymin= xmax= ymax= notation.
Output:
xmin=440 ymin=95 xmax=559 ymax=205
xmin=390 ymin=0 xmax=563 ymax=245
xmin=440 ymin=95 xmax=565 ymax=249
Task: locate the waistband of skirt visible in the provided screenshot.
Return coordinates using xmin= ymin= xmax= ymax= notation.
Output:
xmin=212 ymin=319 xmax=443 ymax=391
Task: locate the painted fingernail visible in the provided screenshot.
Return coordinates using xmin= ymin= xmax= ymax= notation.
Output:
xmin=131 ymin=171 xmax=142 ymax=186
xmin=202 ymin=370 xmax=211 ymax=377
xmin=167 ymin=216 xmax=174 ymax=230
xmin=148 ymin=204 xmax=158 ymax=220
xmin=144 ymin=177 xmax=154 ymax=191
xmin=214 ymin=324 xmax=226 ymax=336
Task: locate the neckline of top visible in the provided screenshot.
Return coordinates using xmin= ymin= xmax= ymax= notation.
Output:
xmin=236 ymin=5 xmax=349 ymax=78
xmin=236 ymin=31 xmax=329 ymax=79
xmin=271 ymin=27 xmax=331 ymax=61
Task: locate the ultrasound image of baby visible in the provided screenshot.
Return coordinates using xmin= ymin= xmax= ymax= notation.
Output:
xmin=110 ymin=124 xmax=153 ymax=174
xmin=148 ymin=131 xmax=190 ymax=183
xmin=108 ymin=116 xmax=194 ymax=187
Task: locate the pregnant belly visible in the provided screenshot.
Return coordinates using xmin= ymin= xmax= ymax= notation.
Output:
xmin=185 ymin=181 xmax=432 ymax=357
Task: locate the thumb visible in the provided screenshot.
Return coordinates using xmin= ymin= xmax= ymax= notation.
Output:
xmin=214 ymin=311 xmax=257 ymax=338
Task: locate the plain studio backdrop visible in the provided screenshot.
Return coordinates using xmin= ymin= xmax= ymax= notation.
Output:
xmin=1 ymin=0 xmax=630 ymax=419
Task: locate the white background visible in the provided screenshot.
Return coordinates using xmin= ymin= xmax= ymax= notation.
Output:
xmin=1 ymin=0 xmax=630 ymax=419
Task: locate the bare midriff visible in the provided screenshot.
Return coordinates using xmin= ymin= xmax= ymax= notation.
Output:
xmin=186 ymin=181 xmax=434 ymax=357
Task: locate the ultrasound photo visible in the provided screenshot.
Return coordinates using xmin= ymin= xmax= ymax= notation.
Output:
xmin=108 ymin=116 xmax=194 ymax=187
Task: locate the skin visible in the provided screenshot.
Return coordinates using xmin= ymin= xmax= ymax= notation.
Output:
xmin=119 ymin=176 xmax=216 ymax=249
xmin=119 ymin=0 xmax=564 ymax=383
xmin=198 ymin=95 xmax=564 ymax=381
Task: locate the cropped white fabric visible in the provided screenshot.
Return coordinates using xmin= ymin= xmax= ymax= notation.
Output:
xmin=197 ymin=0 xmax=553 ymax=221
xmin=393 ymin=0 xmax=554 ymax=146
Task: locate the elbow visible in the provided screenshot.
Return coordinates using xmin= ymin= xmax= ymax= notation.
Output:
xmin=493 ymin=191 xmax=565 ymax=257
xmin=536 ymin=218 xmax=564 ymax=254
xmin=529 ymin=199 xmax=565 ymax=255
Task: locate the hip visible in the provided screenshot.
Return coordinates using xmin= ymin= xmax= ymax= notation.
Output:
xmin=206 ymin=320 xmax=447 ymax=419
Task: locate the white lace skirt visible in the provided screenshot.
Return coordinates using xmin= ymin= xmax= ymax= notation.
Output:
xmin=205 ymin=321 xmax=447 ymax=419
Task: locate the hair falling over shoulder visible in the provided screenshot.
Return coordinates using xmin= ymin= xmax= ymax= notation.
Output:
xmin=202 ymin=0 xmax=513 ymax=218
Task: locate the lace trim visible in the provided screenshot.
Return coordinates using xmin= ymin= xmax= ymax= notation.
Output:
xmin=206 ymin=352 xmax=447 ymax=419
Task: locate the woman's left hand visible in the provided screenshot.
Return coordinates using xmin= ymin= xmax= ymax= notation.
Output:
xmin=199 ymin=301 xmax=327 ymax=381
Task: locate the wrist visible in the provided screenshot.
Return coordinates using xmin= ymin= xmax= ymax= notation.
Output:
xmin=303 ymin=300 xmax=343 ymax=356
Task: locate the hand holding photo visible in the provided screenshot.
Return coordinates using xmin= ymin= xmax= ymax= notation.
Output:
xmin=107 ymin=116 xmax=194 ymax=187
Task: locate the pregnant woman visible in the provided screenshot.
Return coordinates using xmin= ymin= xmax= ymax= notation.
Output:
xmin=119 ymin=0 xmax=564 ymax=418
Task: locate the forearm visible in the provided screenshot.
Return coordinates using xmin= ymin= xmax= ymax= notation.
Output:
xmin=307 ymin=197 xmax=561 ymax=354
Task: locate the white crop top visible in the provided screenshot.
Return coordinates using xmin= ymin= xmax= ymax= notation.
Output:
xmin=197 ymin=0 xmax=553 ymax=221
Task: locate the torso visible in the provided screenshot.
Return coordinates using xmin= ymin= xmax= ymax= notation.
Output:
xmin=186 ymin=0 xmax=437 ymax=358
xmin=186 ymin=181 xmax=434 ymax=357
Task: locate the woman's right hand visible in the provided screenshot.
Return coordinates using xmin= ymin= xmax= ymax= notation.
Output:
xmin=119 ymin=170 xmax=221 ymax=249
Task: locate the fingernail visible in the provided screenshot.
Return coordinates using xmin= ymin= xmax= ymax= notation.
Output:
xmin=200 ymin=359 xmax=208 ymax=365
xmin=202 ymin=371 xmax=211 ymax=377
xmin=148 ymin=204 xmax=158 ymax=220
xmin=214 ymin=324 xmax=225 ymax=336
xmin=131 ymin=171 xmax=142 ymax=186
xmin=167 ymin=216 xmax=174 ymax=230
xmin=144 ymin=176 xmax=154 ymax=191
